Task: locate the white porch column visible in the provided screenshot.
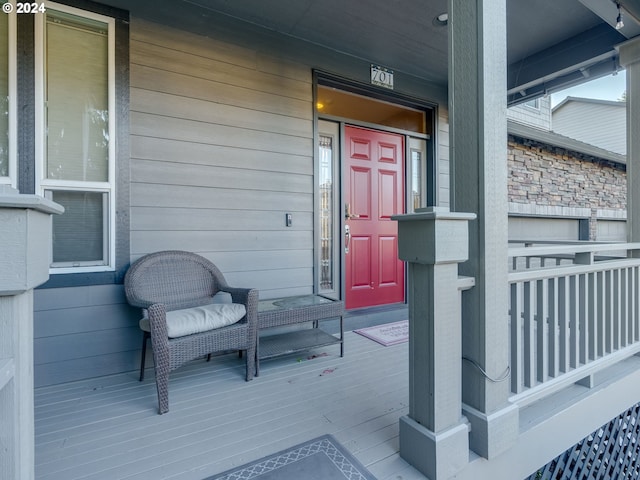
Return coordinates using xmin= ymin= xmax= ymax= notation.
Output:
xmin=393 ymin=207 xmax=475 ymax=480
xmin=618 ymin=37 xmax=640 ymax=246
xmin=0 ymin=187 xmax=62 ymax=480
xmin=448 ymin=0 xmax=519 ymax=459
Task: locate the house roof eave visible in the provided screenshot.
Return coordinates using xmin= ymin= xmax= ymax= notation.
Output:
xmin=507 ymin=120 xmax=627 ymax=166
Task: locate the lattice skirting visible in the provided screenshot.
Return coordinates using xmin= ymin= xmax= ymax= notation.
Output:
xmin=526 ymin=402 xmax=640 ymax=480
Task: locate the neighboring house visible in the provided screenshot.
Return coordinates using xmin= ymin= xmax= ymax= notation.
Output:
xmin=553 ymin=96 xmax=627 ymax=155
xmin=3 ymin=1 xmax=640 ymax=480
xmin=507 ymin=97 xmax=627 ymax=242
xmin=507 ymin=96 xmax=552 ymax=131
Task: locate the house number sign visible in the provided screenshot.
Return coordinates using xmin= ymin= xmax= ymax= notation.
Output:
xmin=371 ymin=65 xmax=394 ymax=90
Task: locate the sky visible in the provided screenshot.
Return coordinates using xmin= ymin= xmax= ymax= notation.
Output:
xmin=550 ymin=70 xmax=627 ymax=107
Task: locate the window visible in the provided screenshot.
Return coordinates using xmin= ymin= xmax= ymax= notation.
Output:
xmin=408 ymin=138 xmax=427 ymax=212
xmin=36 ymin=3 xmax=115 ymax=272
xmin=317 ymin=120 xmax=339 ymax=297
xmin=523 ymin=98 xmax=540 ymax=110
xmin=0 ymin=11 xmax=15 ymax=186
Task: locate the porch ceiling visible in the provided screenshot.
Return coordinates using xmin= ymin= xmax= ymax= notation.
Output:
xmin=101 ymin=0 xmax=640 ymax=105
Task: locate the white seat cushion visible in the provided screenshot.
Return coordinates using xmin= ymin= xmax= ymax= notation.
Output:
xmin=139 ymin=303 xmax=246 ymax=338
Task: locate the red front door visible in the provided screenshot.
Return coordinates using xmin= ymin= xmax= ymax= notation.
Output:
xmin=344 ymin=125 xmax=405 ymax=309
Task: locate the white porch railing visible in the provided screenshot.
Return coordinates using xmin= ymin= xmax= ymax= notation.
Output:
xmin=508 ymin=242 xmax=640 ymax=406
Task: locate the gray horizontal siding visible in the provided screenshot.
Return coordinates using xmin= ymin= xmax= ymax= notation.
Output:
xmin=131 ymin=184 xmax=311 ymax=211
xmin=132 ymin=88 xmax=311 ymax=138
xmin=35 ymin=351 xmax=142 ymax=389
xmin=131 ymin=136 xmax=311 ymax=175
xmin=507 ymin=98 xmax=552 ymax=130
xmin=131 ymin=159 xmax=311 ymax=194
xmin=553 ymin=102 xmax=626 ymax=155
xmin=131 ymin=207 xmax=313 ymax=231
xmin=35 ymin=328 xmax=140 ymax=365
xmin=34 ymin=285 xmax=140 ymax=387
xmin=130 ymin=231 xmax=312 ymax=256
xmin=131 ymin=112 xmax=312 ymax=156
xmin=437 ymin=109 xmax=450 ymax=207
xmin=131 ymin=19 xmax=311 ymax=84
xmin=130 ymin=19 xmax=315 ymax=297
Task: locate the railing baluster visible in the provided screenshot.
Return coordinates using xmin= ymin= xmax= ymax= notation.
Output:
xmin=579 ymin=274 xmax=588 ymax=366
xmin=524 ymin=281 xmax=535 ymax=388
xmin=605 ymin=270 xmax=614 ymax=354
xmin=636 ymin=266 xmax=640 ymax=342
xmin=558 ymin=276 xmax=569 ymax=373
xmin=615 ymin=268 xmax=622 ymax=350
xmin=634 ymin=267 xmax=639 ymax=343
xmin=510 ymin=283 xmax=523 ymax=394
xmin=622 ymin=267 xmax=629 ymax=348
xmin=596 ymin=270 xmax=605 ymax=358
xmin=622 ymin=268 xmax=633 ymax=346
xmin=588 ymin=272 xmax=597 ymax=362
xmin=570 ymin=275 xmax=579 ymax=369
xmin=537 ymin=279 xmax=549 ymax=383
xmin=548 ymin=277 xmax=558 ymax=378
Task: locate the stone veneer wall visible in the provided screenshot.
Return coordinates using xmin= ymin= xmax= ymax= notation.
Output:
xmin=508 ymin=135 xmax=627 ymax=240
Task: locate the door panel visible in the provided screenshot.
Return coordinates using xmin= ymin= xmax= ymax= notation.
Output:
xmin=379 ymin=236 xmax=400 ymax=286
xmin=351 ymin=167 xmax=372 ymax=219
xmin=345 ymin=125 xmax=404 ymax=309
xmin=379 ymin=170 xmax=398 ymax=218
xmin=351 ymin=236 xmax=372 ymax=287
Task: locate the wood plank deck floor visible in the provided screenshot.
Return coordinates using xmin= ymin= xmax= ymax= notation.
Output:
xmin=34 ymin=331 xmax=428 ymax=480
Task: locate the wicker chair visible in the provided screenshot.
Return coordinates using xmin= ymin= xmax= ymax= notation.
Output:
xmin=124 ymin=250 xmax=258 ymax=414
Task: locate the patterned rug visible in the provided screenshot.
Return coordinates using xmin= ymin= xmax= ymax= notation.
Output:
xmin=206 ymin=434 xmax=376 ymax=480
xmin=354 ymin=320 xmax=408 ymax=346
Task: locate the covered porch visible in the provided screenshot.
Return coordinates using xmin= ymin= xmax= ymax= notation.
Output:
xmin=34 ymin=331 xmax=418 ymax=480
xmin=33 ymin=259 xmax=640 ymax=480
xmin=5 ymin=0 xmax=640 ymax=478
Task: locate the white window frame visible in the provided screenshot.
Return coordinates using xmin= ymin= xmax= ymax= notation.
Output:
xmin=0 ymin=11 xmax=16 ymax=187
xmin=316 ymin=120 xmax=340 ymax=298
xmin=35 ymin=2 xmax=116 ymax=273
xmin=407 ymin=137 xmax=427 ymax=213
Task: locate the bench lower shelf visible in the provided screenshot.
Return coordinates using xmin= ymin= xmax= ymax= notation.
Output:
xmin=258 ymin=328 xmax=343 ymax=360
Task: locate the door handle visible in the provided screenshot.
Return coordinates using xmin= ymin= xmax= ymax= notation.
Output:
xmin=345 ymin=203 xmax=360 ymax=220
xmin=344 ymin=224 xmax=351 ymax=254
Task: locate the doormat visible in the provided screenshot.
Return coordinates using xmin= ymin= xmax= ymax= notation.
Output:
xmin=205 ymin=434 xmax=376 ymax=480
xmin=354 ymin=320 xmax=408 ymax=346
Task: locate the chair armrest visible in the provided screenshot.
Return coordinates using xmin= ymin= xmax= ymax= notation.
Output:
xmin=221 ymin=286 xmax=258 ymax=335
xmin=222 ymin=287 xmax=258 ymax=317
xmin=222 ymin=286 xmax=251 ymax=305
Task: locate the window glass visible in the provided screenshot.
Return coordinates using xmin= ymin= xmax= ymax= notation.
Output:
xmin=319 ymin=134 xmax=334 ymax=292
xmin=0 ymin=14 xmax=8 ymax=178
xmin=45 ymin=11 xmax=108 ymax=182
xmin=411 ymin=150 xmax=422 ymax=211
xmin=317 ymin=86 xmax=428 ymax=134
xmin=49 ymin=190 xmax=106 ymax=265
